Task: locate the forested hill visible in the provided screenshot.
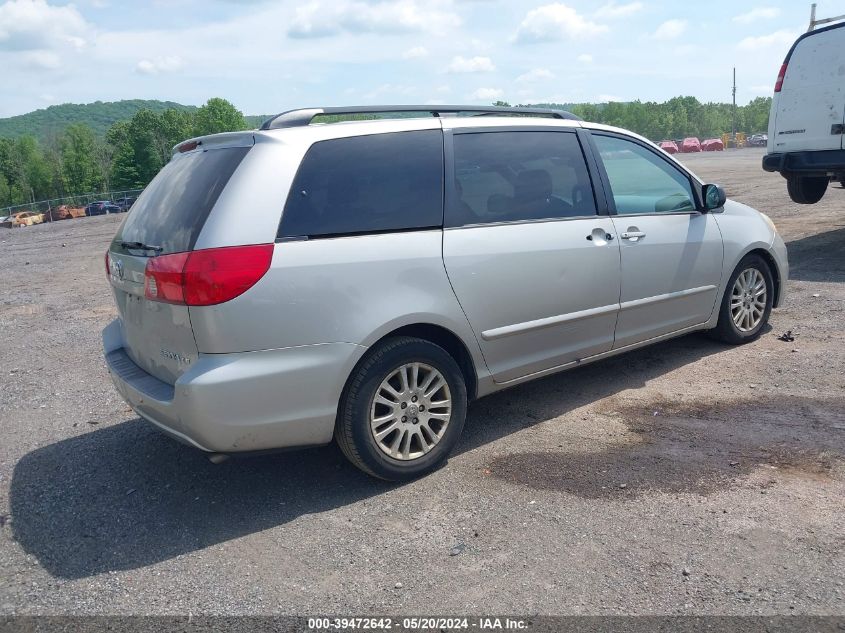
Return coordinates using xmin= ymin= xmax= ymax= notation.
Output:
xmin=0 ymin=100 xmax=197 ymax=140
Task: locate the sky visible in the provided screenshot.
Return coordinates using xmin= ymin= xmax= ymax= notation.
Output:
xmin=1 ymin=0 xmax=844 ymax=118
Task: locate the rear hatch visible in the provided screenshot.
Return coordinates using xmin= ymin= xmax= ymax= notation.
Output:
xmin=771 ymin=23 xmax=845 ymax=153
xmin=108 ymin=141 xmax=252 ymax=384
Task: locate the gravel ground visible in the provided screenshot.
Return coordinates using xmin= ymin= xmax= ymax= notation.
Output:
xmin=0 ymin=148 xmax=843 ymax=616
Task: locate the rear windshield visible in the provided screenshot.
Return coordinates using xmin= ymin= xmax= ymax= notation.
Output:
xmin=113 ymin=147 xmax=250 ymax=255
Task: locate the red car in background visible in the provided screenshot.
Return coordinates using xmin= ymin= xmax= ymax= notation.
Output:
xmin=658 ymin=140 xmax=679 ymax=154
xmin=680 ymin=137 xmax=702 ymax=153
xmin=701 ymin=138 xmax=725 ymax=152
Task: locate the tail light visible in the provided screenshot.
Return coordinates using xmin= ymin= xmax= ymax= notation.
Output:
xmin=144 ymin=244 xmax=274 ymax=306
xmin=774 ymin=62 xmax=787 ymax=92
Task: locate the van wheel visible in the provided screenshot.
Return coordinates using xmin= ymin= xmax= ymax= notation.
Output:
xmin=335 ymin=336 xmax=467 ymax=481
xmin=710 ymin=254 xmax=774 ymax=345
xmin=787 ymin=175 xmax=827 ymax=204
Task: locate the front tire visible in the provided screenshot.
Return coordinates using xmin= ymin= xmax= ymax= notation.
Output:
xmin=710 ymin=254 xmax=774 ymax=345
xmin=787 ymin=174 xmax=827 ymax=204
xmin=335 ymin=336 xmax=468 ymax=481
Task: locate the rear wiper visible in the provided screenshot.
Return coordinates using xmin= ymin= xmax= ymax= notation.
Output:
xmin=120 ymin=240 xmax=163 ymax=252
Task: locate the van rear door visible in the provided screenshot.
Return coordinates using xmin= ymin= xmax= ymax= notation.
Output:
xmin=108 ymin=142 xmax=251 ymax=384
xmin=771 ymin=24 xmax=845 ymax=153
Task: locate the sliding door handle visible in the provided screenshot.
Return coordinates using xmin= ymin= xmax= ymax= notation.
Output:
xmin=621 ymin=231 xmax=646 ymax=241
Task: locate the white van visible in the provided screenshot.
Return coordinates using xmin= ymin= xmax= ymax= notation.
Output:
xmin=763 ymin=20 xmax=845 ymax=203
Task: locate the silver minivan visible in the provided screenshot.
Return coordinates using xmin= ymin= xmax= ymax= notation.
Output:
xmin=104 ymin=105 xmax=788 ymax=480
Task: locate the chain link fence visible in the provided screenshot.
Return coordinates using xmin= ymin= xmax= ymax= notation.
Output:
xmin=0 ymin=189 xmax=144 ymax=218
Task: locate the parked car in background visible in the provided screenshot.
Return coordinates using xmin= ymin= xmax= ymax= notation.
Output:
xmin=747 ymin=134 xmax=768 ymax=147
xmin=658 ymin=140 xmax=679 ymax=154
xmin=45 ymin=205 xmax=87 ymax=221
xmin=114 ymin=196 xmax=137 ymax=213
xmin=1 ymin=212 xmax=44 ymax=228
xmin=103 ymin=104 xmax=788 ymax=480
xmin=680 ymin=137 xmax=702 ymax=153
xmin=702 ymin=138 xmax=725 ymax=151
xmin=115 ymin=197 xmax=137 ymax=212
xmin=86 ymin=201 xmax=121 ymax=216
xmin=763 ymin=20 xmax=845 ymax=203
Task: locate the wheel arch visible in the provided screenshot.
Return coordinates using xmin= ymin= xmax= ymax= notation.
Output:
xmin=386 ymin=323 xmax=479 ymax=401
xmin=348 ymin=321 xmax=481 ymax=403
xmin=746 ymin=247 xmax=783 ymax=308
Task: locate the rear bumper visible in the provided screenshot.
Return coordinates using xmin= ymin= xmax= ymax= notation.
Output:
xmin=103 ymin=320 xmax=365 ymax=453
xmin=763 ymin=149 xmax=845 ymax=176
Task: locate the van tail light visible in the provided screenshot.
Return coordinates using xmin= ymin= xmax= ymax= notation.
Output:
xmin=144 ymin=244 xmax=274 ymax=306
xmin=774 ymin=62 xmax=787 ymax=92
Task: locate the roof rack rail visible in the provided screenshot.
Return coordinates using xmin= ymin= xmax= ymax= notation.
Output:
xmin=259 ymin=105 xmax=581 ymax=130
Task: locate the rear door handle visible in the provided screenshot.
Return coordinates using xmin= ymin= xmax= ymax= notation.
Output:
xmin=586 ymin=232 xmax=614 ymax=242
xmin=621 ymin=231 xmax=646 ymax=241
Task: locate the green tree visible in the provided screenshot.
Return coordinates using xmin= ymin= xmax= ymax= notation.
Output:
xmin=11 ymin=136 xmax=51 ymax=204
xmin=61 ymin=124 xmax=101 ymax=195
xmin=192 ymin=98 xmax=247 ymax=136
xmin=0 ymin=173 xmax=11 ymax=208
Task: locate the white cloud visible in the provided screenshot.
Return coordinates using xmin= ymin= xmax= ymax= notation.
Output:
xmin=516 ymin=68 xmax=555 ymax=83
xmin=732 ymin=7 xmax=781 ymax=24
xmin=135 ymin=56 xmax=185 ymax=75
xmin=66 ymin=36 xmax=86 ymax=50
xmin=22 ymin=50 xmax=61 ymax=69
xmin=0 ymin=0 xmax=88 ymax=51
xmin=513 ymin=3 xmax=608 ymax=44
xmin=402 ymin=46 xmax=429 ymax=59
xmin=737 ymin=30 xmax=796 ymax=50
xmin=594 ymin=2 xmax=643 ymax=19
xmin=288 ymin=1 xmax=460 ymax=38
xmin=470 ymin=87 xmax=503 ymax=101
xmin=596 ymin=94 xmax=622 ymax=102
xmin=447 ymin=55 xmax=495 ymax=73
xmin=577 ymin=53 xmax=593 ymax=63
xmin=653 ymin=19 xmax=687 ymax=39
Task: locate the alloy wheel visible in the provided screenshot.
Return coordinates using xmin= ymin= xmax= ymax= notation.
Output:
xmin=369 ymin=362 xmax=452 ymax=461
xmin=730 ymin=268 xmax=767 ymax=332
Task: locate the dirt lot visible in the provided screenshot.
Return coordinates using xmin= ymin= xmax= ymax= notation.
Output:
xmin=0 ymin=148 xmax=843 ymax=615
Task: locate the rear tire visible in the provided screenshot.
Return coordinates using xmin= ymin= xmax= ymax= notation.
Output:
xmin=787 ymin=174 xmax=827 ymax=204
xmin=335 ymin=336 xmax=467 ymax=481
xmin=710 ymin=254 xmax=774 ymax=345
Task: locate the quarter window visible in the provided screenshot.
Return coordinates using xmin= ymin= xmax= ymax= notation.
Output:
xmin=448 ymin=131 xmax=597 ymax=227
xmin=593 ymin=135 xmax=697 ymax=214
xmin=279 ymin=130 xmax=443 ymax=238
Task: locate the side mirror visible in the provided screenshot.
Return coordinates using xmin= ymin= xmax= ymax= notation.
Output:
xmin=703 ymin=184 xmax=726 ymax=211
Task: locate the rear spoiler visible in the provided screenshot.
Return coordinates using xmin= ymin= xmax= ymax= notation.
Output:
xmin=172 ymin=132 xmax=255 ymax=155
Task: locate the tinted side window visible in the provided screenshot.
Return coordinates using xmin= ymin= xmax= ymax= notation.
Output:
xmin=279 ymin=130 xmax=443 ymax=238
xmin=593 ymin=135 xmax=696 ymax=214
xmin=449 ymin=131 xmax=596 ymax=227
xmin=114 ymin=147 xmax=249 ymax=255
